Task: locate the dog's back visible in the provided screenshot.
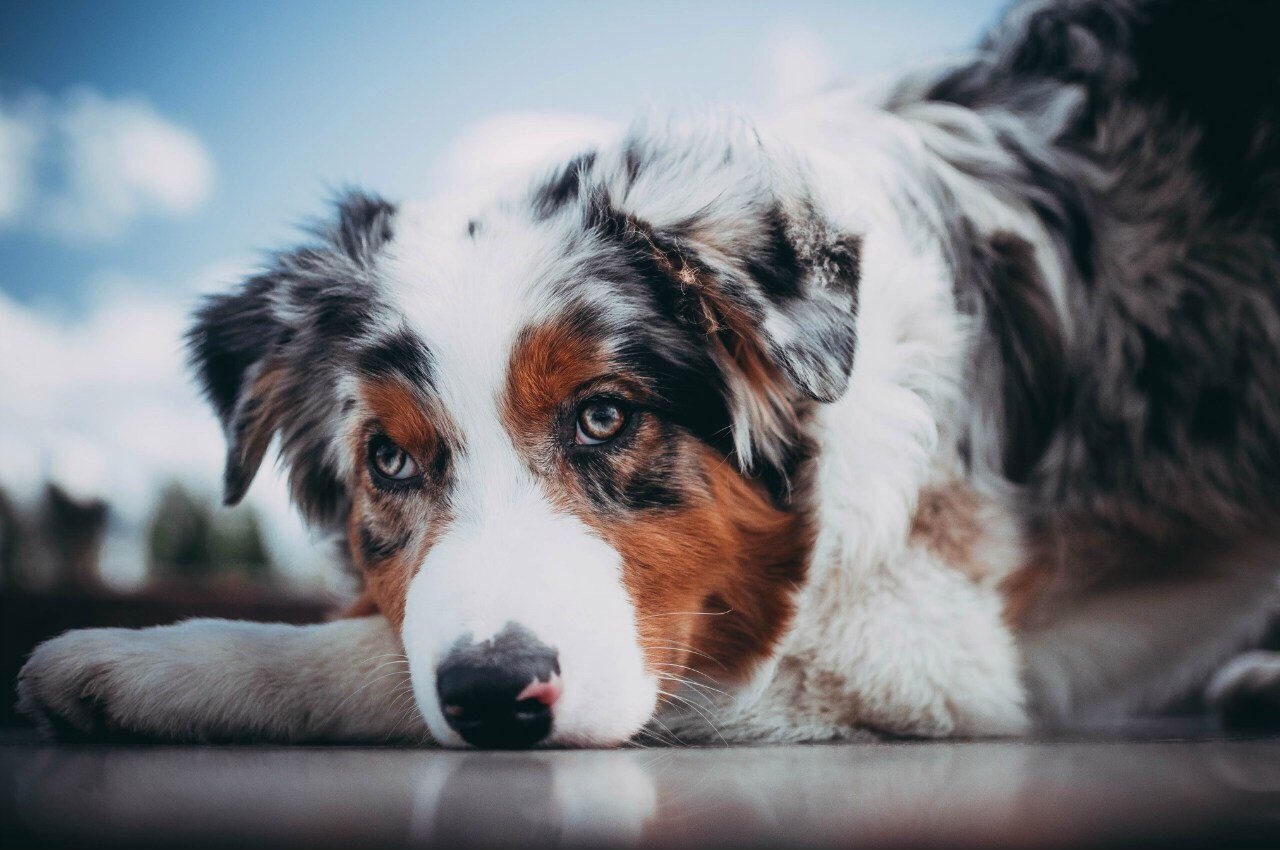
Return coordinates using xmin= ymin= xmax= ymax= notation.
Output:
xmin=890 ymin=0 xmax=1280 ymax=724
xmin=908 ymin=0 xmax=1280 ymax=541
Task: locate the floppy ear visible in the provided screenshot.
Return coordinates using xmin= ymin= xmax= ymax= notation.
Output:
xmin=566 ymin=187 xmax=856 ymax=496
xmin=639 ymin=202 xmax=861 ymax=405
xmin=186 ymin=191 xmax=396 ymax=529
xmin=187 ymin=272 xmax=289 ymax=507
xmin=567 ymin=121 xmax=862 ymax=409
xmin=631 ymin=200 xmax=861 ymax=489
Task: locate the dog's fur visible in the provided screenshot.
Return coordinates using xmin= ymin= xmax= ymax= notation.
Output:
xmin=18 ymin=0 xmax=1280 ymax=746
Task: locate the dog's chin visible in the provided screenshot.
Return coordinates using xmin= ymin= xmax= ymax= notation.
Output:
xmin=551 ymin=690 xmax=659 ymax=749
xmin=545 ymin=729 xmax=643 ymax=749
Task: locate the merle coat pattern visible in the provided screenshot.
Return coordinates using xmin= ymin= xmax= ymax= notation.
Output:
xmin=17 ymin=0 xmax=1280 ymax=745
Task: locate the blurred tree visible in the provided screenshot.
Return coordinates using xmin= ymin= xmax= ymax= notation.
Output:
xmin=147 ymin=481 xmax=272 ymax=581
xmin=0 ymin=488 xmax=20 ymax=591
xmin=211 ymin=507 xmax=271 ymax=579
xmin=0 ymin=484 xmax=108 ymax=591
xmin=41 ymin=484 xmax=108 ymax=589
xmin=148 ymin=482 xmax=211 ymax=578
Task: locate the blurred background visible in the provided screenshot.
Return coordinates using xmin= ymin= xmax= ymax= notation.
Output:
xmin=0 ymin=0 xmax=1004 ymax=722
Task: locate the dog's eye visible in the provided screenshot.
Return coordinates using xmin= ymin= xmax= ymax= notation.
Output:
xmin=576 ymin=399 xmax=628 ymax=445
xmin=368 ymin=436 xmax=422 ymax=483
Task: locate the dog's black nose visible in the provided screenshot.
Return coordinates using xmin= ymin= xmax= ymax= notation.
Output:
xmin=436 ymin=624 xmax=561 ymax=748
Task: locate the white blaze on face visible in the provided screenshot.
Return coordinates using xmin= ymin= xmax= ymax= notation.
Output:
xmin=384 ymin=203 xmax=656 ymax=747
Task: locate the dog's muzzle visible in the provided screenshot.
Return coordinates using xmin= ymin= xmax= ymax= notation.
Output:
xmin=435 ymin=623 xmax=562 ymax=748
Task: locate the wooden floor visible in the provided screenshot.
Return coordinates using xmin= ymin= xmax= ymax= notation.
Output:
xmin=3 ymin=726 xmax=1280 ymax=849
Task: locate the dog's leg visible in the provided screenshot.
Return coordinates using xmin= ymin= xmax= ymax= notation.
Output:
xmin=16 ymin=616 xmax=429 ymax=744
xmin=1207 ymin=650 xmax=1280 ymax=729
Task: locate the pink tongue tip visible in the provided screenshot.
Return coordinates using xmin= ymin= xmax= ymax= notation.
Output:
xmin=516 ymin=673 xmax=563 ymax=707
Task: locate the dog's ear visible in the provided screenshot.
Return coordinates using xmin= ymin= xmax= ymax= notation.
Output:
xmin=636 ymin=203 xmax=861 ymax=406
xmin=632 ymin=200 xmax=861 ymax=488
xmin=187 ymin=271 xmax=289 ymax=508
xmin=569 ymin=123 xmax=862 ymax=407
xmin=187 ymin=191 xmax=396 ymax=528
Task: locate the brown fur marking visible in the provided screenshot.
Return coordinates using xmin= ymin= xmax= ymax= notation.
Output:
xmin=910 ymin=485 xmax=991 ymax=582
xmin=360 ymin=378 xmax=442 ymax=461
xmin=502 ymin=316 xmax=810 ymax=687
xmin=502 ymin=317 xmax=609 ymax=457
xmin=599 ymin=444 xmax=811 ymax=685
xmin=345 ymin=498 xmax=441 ymax=629
xmin=343 ymin=378 xmax=454 ymax=626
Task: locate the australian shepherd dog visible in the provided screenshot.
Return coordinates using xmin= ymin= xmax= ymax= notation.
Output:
xmin=19 ymin=0 xmax=1280 ymax=747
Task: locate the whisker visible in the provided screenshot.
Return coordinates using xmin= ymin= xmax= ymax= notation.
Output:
xmin=637 ymin=610 xmax=732 ymax=620
xmin=657 ymin=689 xmax=727 ymax=745
xmin=641 ymin=641 xmax=728 ymax=669
xmin=652 ymin=660 xmax=724 ymax=681
xmin=389 ymin=699 xmax=424 ymax=744
xmin=646 ymin=714 xmax=686 ymax=748
xmin=359 ymin=652 xmax=409 ymax=667
xmin=628 ymin=728 xmax=669 ymax=749
xmin=363 ymin=658 xmax=411 ymax=677
xmin=655 ymin=672 xmax=732 ymax=701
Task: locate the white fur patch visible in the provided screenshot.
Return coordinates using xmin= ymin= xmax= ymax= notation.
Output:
xmin=383 ymin=205 xmax=656 ymax=748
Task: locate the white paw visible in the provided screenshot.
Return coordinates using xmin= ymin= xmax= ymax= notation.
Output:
xmin=17 ymin=627 xmax=160 ymax=740
xmin=1206 ymin=650 xmax=1280 ymax=729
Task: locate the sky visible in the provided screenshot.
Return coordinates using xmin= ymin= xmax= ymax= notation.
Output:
xmin=0 ymin=0 xmax=1005 ymax=587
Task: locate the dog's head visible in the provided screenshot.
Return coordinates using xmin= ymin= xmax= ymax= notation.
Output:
xmin=188 ymin=120 xmax=861 ymax=747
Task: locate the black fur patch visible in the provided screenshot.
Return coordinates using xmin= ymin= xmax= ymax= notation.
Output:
xmin=826 ymin=234 xmax=863 ymax=296
xmin=956 ymin=228 xmax=1066 ymax=483
xmin=569 ymin=183 xmax=860 ymax=499
xmin=569 ymin=417 xmax=690 ymax=514
xmin=358 ymin=330 xmax=435 ymax=389
xmin=531 ymin=151 xmax=598 ymax=220
xmin=332 ymin=193 xmax=396 ymax=265
xmin=188 ymin=274 xmax=283 ymax=426
xmin=904 ymin=0 xmax=1280 ymax=538
xmin=743 ymin=205 xmax=804 ymax=304
xmin=288 ymin=266 xmax=376 ymax=343
xmin=358 ymin=523 xmax=408 ymax=562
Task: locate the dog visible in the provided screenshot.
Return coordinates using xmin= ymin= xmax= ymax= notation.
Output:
xmin=17 ymin=0 xmax=1280 ymax=747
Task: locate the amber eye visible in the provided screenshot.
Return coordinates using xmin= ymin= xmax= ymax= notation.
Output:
xmin=369 ymin=436 xmax=422 ymax=483
xmin=576 ymin=399 xmax=628 ymax=445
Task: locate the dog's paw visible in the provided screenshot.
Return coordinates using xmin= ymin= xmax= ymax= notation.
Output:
xmin=1207 ymin=650 xmax=1280 ymax=730
xmin=17 ymin=627 xmax=168 ymax=741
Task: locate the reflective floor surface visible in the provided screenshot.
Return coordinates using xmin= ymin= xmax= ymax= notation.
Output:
xmin=3 ymin=727 xmax=1280 ymax=848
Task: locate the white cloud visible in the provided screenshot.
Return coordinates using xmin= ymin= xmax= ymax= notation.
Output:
xmin=421 ymin=33 xmax=848 ymax=198
xmin=0 ymin=88 xmax=215 ymax=242
xmin=430 ymin=110 xmax=619 ymax=196
xmin=0 ymin=275 xmax=338 ymax=592
xmin=0 ymin=100 xmax=40 ymax=225
xmin=420 ymin=38 xmax=841 ymax=201
xmin=765 ymin=24 xmax=839 ymax=104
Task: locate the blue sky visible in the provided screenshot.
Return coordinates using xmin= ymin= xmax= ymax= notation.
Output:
xmin=1 ymin=0 xmax=1003 ymax=312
